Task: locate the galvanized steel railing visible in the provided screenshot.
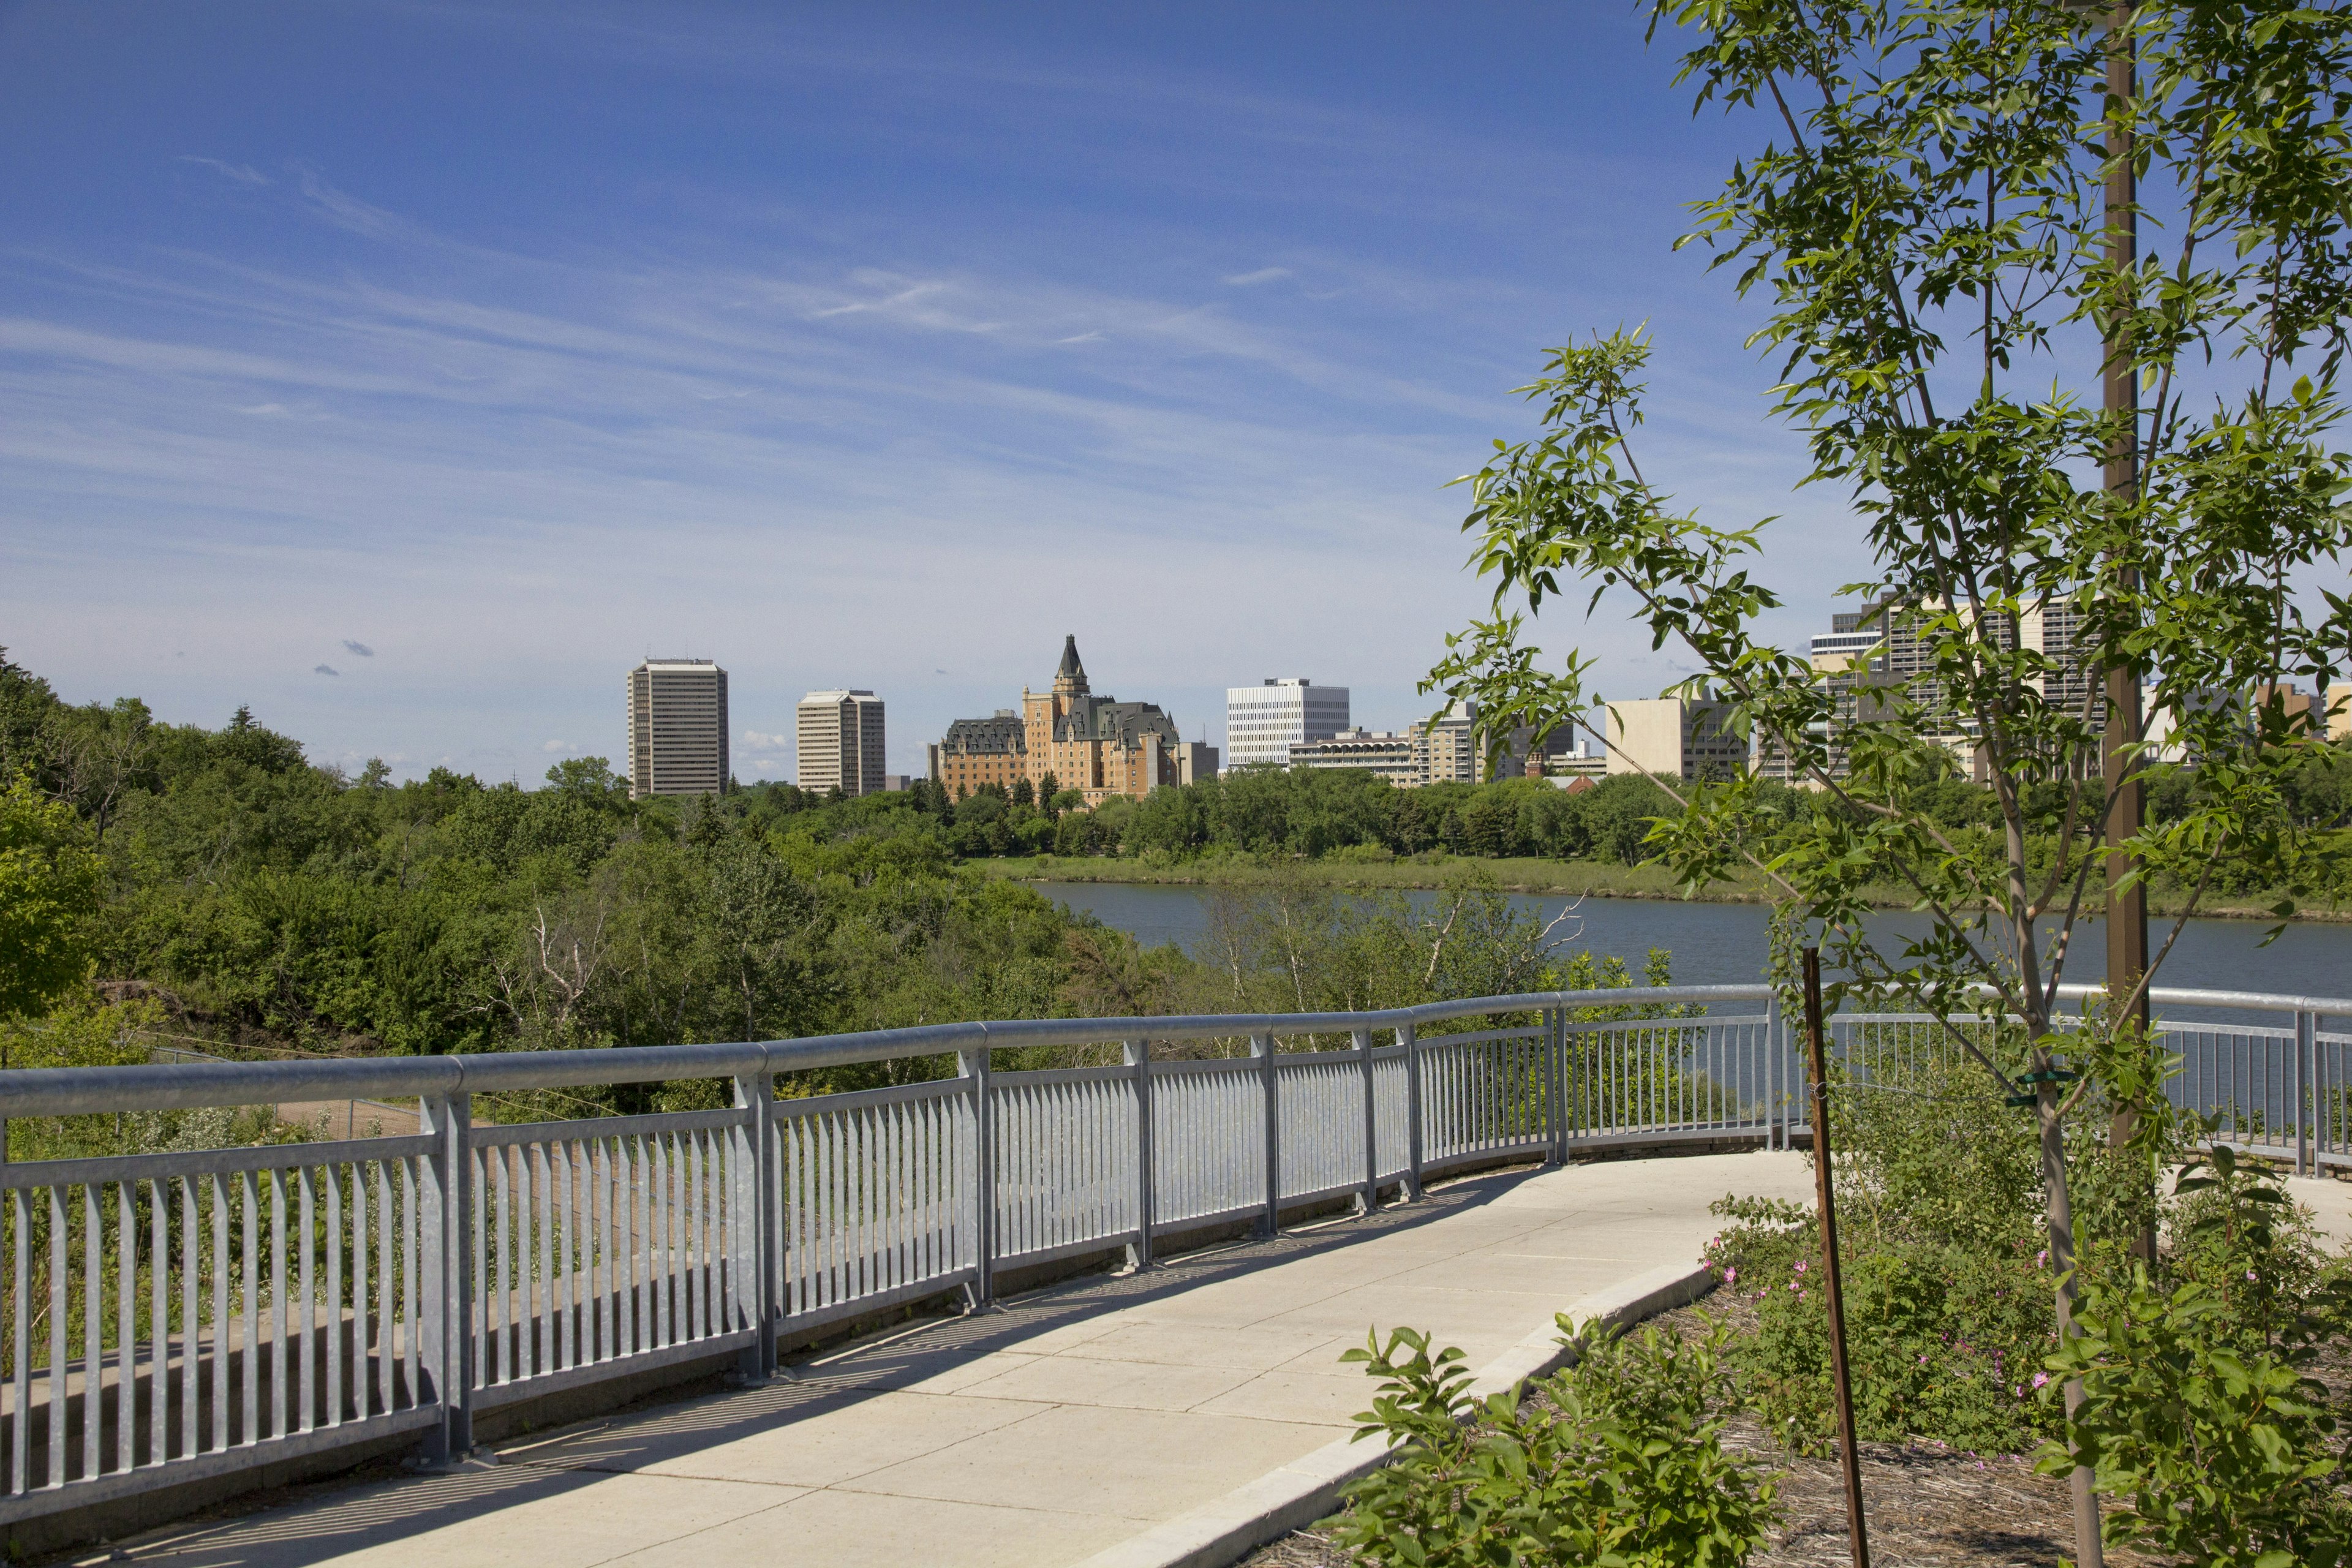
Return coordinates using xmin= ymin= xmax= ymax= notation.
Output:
xmin=1 ymin=980 xmax=2346 ymax=1525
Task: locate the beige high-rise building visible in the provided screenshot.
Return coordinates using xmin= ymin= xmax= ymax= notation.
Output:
xmin=799 ymin=690 xmax=886 ymax=796
xmin=627 ymin=658 xmax=729 ymax=799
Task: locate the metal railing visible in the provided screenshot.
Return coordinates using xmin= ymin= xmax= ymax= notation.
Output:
xmin=1 ymin=980 xmax=2345 ymax=1524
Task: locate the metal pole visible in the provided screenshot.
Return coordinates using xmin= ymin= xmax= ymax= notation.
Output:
xmin=2297 ymin=1011 xmax=2316 ymax=1177
xmin=1401 ymin=1024 xmax=1423 ymax=1200
xmin=1542 ymin=1007 xmax=1564 ymax=1164
xmin=1126 ymin=1039 xmax=1155 ymax=1267
xmin=1802 ymin=949 xmax=1869 ymax=1568
xmin=732 ymin=1070 xmax=777 ymax=1378
xmin=1255 ymin=1033 xmax=1280 ymax=1237
xmin=417 ymin=1089 xmax=472 ymax=1463
xmin=1355 ymin=1027 xmax=1379 ymax=1213
xmin=960 ymin=1047 xmax=995 ymax=1308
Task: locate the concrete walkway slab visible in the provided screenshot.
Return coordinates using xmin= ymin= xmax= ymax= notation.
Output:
xmin=86 ymin=1151 xmax=1813 ymax=1568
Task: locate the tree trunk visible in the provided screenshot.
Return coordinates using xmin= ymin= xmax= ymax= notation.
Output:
xmin=2038 ymin=1061 xmax=2103 ymax=1568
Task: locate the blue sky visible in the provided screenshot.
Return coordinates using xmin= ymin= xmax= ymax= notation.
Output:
xmin=0 ymin=0 xmax=1856 ymax=783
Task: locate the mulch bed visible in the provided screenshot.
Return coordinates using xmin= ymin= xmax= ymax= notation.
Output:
xmin=1238 ymin=1300 xmax=2157 ymax=1568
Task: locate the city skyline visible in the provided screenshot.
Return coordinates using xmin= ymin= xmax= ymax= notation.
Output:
xmin=2 ymin=3 xmax=1864 ymax=786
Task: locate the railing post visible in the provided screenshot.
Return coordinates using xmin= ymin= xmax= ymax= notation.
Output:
xmin=1255 ymin=1032 xmax=1280 ymax=1237
xmin=1354 ymin=1027 xmax=1379 ymax=1213
xmin=1401 ymin=1023 xmax=1423 ymax=1200
xmin=1125 ymin=1039 xmax=1155 ymax=1268
xmin=1764 ymin=990 xmax=1782 ymax=1151
xmin=2297 ymin=1010 xmax=2316 ymax=1177
xmin=416 ymin=1088 xmax=472 ymax=1463
xmin=731 ymin=1069 xmax=777 ymax=1378
xmin=1542 ymin=1007 xmax=1564 ymax=1164
xmin=960 ymin=1046 xmax=995 ymax=1307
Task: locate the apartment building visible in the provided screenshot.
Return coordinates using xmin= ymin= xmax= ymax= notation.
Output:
xmin=1288 ymin=728 xmax=1420 ymax=788
xmin=1225 ymin=678 xmax=1350 ymax=769
xmin=626 ymin=658 xmax=729 ymax=799
xmin=1605 ymin=695 xmax=1746 ymax=781
xmin=798 ymin=689 xmax=887 ymax=796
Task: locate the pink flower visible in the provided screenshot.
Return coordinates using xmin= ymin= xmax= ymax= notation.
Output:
xmin=2036 ymin=1250 xmax=2048 ymax=1267
xmin=2032 ymin=1372 xmax=2049 ymax=1389
xmin=1795 ymin=1260 xmax=1809 ymax=1273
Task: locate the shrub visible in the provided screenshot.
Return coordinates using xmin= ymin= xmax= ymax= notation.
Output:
xmin=2041 ymin=1268 xmax=2352 ymax=1567
xmin=1331 ymin=1316 xmax=1777 ymax=1567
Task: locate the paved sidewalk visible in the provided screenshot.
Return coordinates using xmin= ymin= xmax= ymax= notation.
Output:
xmin=91 ymin=1152 xmax=1814 ymax=1568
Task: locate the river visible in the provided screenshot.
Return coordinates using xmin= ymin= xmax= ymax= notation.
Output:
xmin=1027 ymin=880 xmax=2351 ymax=1004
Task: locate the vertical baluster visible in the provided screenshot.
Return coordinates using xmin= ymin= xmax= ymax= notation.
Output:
xmin=108 ymin=1182 xmax=130 ymax=1476
xmin=210 ymin=1177 xmax=228 ymax=1453
xmin=529 ymin=1145 xmax=548 ymax=1373
xmin=84 ymin=1184 xmax=104 ymax=1480
xmin=49 ymin=1187 xmax=66 ymax=1487
xmin=12 ymin=1188 xmax=29 ymax=1492
xmin=148 ymin=1180 xmax=167 ymax=1468
xmin=589 ymin=1140 xmax=607 ymax=1363
xmin=557 ymin=1141 xmax=577 ymax=1369
xmin=470 ymin=1148 xmax=487 ymax=1388
xmin=402 ymin=1159 xmax=420 ymax=1416
xmin=619 ymin=1137 xmax=638 ymax=1357
xmin=268 ymin=1170 xmax=287 ymax=1442
xmin=351 ymin=1163 xmax=371 ymax=1420
xmin=652 ymin=1134 xmax=671 ymax=1348
xmin=296 ymin=1168 xmax=315 ymax=1434
xmin=374 ymin=1163 xmax=392 ymax=1412
xmin=325 ymin=1167 xmax=342 ymax=1428
xmin=239 ymin=1175 xmax=263 ymax=1448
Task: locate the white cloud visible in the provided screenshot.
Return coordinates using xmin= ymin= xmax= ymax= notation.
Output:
xmin=541 ymin=739 xmax=573 ymax=753
xmin=741 ymin=730 xmax=792 ymax=752
xmin=178 ymin=156 xmax=271 ymax=187
xmin=1221 ymin=267 xmax=1292 ymax=287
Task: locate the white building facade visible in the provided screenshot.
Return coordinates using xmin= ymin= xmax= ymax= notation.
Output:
xmin=627 ymin=658 xmax=729 ymax=799
xmin=797 ymin=689 xmax=887 ymax=796
xmin=1224 ymin=678 xmax=1349 ymax=769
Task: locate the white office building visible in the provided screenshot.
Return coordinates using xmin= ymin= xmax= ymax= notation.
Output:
xmin=627 ymin=658 xmax=729 ymax=799
xmin=1224 ymin=678 xmax=1349 ymax=769
xmin=798 ymin=689 xmax=886 ymax=796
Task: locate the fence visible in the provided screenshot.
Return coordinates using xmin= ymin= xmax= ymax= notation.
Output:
xmin=1 ymin=980 xmax=2345 ymax=1524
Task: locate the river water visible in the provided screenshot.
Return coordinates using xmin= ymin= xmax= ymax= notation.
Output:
xmin=1027 ymin=880 xmax=2351 ymax=1003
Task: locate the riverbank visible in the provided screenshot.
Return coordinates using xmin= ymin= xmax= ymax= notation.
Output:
xmin=975 ymin=852 xmax=2350 ymax=922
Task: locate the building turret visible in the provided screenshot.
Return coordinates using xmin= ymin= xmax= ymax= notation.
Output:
xmin=1054 ymin=634 xmax=1090 ymax=698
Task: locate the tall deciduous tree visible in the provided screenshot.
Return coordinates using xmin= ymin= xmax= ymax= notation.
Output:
xmin=0 ymin=772 xmax=103 ymax=1019
xmin=1430 ymin=3 xmax=2352 ymax=1559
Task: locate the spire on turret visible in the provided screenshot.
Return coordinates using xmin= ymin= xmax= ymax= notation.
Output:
xmin=1053 ymin=635 xmax=1090 ymax=697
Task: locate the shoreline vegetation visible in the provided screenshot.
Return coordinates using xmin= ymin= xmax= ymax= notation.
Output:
xmin=978 ymin=851 xmax=2351 ymax=923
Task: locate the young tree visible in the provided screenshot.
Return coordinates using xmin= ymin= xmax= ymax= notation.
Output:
xmin=1430 ymin=4 xmax=2352 ymax=1559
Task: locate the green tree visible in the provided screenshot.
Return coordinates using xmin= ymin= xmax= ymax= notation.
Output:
xmin=1429 ymin=4 xmax=2352 ymax=1557
xmin=0 ymin=772 xmax=103 ymax=1017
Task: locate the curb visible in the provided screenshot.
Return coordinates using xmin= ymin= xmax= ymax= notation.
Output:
xmin=1066 ymin=1257 xmax=1719 ymax=1568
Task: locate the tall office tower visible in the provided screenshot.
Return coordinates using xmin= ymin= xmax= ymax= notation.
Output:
xmin=1224 ymin=677 xmax=1349 ymax=769
xmin=798 ymin=690 xmax=886 ymax=796
xmin=627 ymin=658 xmax=729 ymax=799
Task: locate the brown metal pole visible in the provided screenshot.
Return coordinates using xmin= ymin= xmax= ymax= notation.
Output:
xmin=1802 ymin=947 xmax=1870 ymax=1568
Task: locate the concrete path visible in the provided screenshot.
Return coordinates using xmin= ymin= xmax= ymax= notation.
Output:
xmin=87 ymin=1152 xmax=1814 ymax=1568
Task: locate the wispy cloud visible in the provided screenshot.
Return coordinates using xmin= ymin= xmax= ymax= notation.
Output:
xmin=178 ymin=156 xmax=271 ymax=186
xmin=741 ymin=730 xmax=791 ymax=752
xmin=1222 ymin=267 xmax=1292 ymax=287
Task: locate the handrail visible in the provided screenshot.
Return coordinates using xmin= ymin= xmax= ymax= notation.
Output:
xmin=4 ymin=982 xmax=2345 ymax=1118
xmin=1 ymin=978 xmax=2346 ymax=1531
